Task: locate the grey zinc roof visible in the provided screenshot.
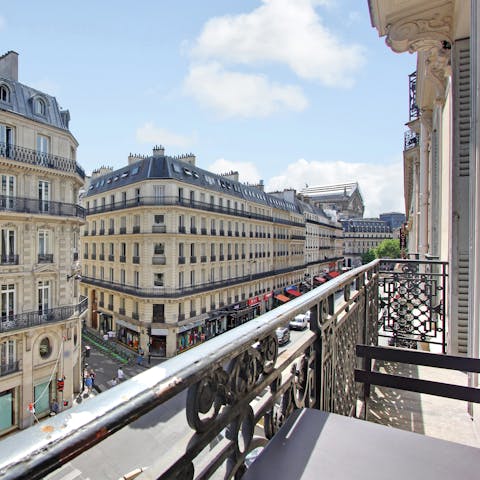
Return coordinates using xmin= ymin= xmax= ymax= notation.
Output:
xmin=0 ymin=75 xmax=70 ymax=131
xmin=85 ymin=155 xmax=301 ymax=215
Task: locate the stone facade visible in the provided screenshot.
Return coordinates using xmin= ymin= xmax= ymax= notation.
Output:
xmin=0 ymin=52 xmax=85 ymax=436
xmin=81 ymin=151 xmax=343 ymax=358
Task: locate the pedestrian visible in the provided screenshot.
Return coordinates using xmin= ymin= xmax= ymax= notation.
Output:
xmin=85 ymin=375 xmax=93 ymax=393
xmin=89 ymin=369 xmax=96 ymax=388
xmin=117 ymin=366 xmax=125 ymax=382
xmin=50 ymin=399 xmax=59 ymax=416
xmin=110 ymin=377 xmax=118 ymax=386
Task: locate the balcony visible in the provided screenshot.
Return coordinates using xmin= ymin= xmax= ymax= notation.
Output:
xmin=0 ymin=194 xmax=85 ymax=219
xmin=90 ymin=230 xmax=96 ymax=236
xmin=99 ymin=254 xmax=105 ymax=261
xmin=190 ymin=256 xmax=197 ymax=263
xmin=152 ymin=225 xmax=166 ymax=233
xmin=0 ymin=301 xmax=87 ymax=333
xmin=0 ymin=254 xmax=19 ymax=265
xmin=200 ymin=255 xmax=207 ymax=263
xmin=119 ymin=256 xmax=126 ymax=263
xmin=0 ymin=360 xmax=20 ymax=377
xmin=26 ymin=259 xmax=473 ymax=478
xmin=108 ymin=255 xmax=115 ymax=262
xmin=0 ymin=141 xmax=85 ymax=179
xmin=91 ymin=254 xmax=96 ymax=260
xmin=178 ymin=256 xmax=186 ymax=264
xmin=118 ymin=308 xmax=126 ymax=316
xmin=108 ymin=228 xmax=115 ymax=235
xmin=190 ymin=227 xmax=197 ymax=234
xmin=132 ymin=226 xmax=140 ymax=234
xmin=201 ymin=228 xmax=207 ymax=235
xmin=132 ymin=256 xmax=140 ymax=264
xmin=37 ymin=254 xmax=53 ymax=263
xmin=99 ymin=229 xmax=105 ymax=235
xmin=152 ymin=255 xmax=166 ymax=265
xmin=178 ymin=226 xmax=186 ymax=234
xmin=119 ymin=227 xmax=127 ymax=234
xmin=132 ymin=312 xmax=139 ymax=321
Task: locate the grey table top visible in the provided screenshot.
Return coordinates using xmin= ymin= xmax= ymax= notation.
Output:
xmin=242 ymin=408 xmax=480 ymax=480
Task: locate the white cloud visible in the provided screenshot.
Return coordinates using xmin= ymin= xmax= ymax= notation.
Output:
xmin=136 ymin=122 xmax=196 ymax=147
xmin=184 ymin=62 xmax=308 ymax=118
xmin=265 ymin=157 xmax=405 ymax=217
xmin=191 ymin=0 xmax=365 ymax=87
xmin=207 ymin=157 xmax=262 ymax=184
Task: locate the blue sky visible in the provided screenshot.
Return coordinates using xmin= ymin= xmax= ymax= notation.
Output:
xmin=0 ymin=0 xmax=415 ymax=217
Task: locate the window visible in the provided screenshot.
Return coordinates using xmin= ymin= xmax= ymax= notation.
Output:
xmin=154 ymin=243 xmax=164 ymax=255
xmin=134 ymin=271 xmax=139 ymax=287
xmin=0 ymin=127 xmax=15 ymax=158
xmin=38 ymin=230 xmax=51 ymax=255
xmin=154 ymin=273 xmax=164 ymax=287
xmin=133 ymin=242 xmax=140 ymax=257
xmin=154 ymin=214 xmax=164 ymax=224
xmin=179 ymin=243 xmax=184 ymax=257
xmin=190 ymin=270 xmax=195 ymax=286
xmin=120 ymin=269 xmax=125 ymax=284
xmin=36 ymin=135 xmax=49 ymax=165
xmin=1 ymin=228 xmax=15 ymax=258
xmin=1 ymin=339 xmax=16 ymax=365
xmin=1 ymin=284 xmax=15 ymax=317
xmin=109 ymin=268 xmax=114 ymax=282
xmin=37 ymin=280 xmax=50 ymax=314
xmin=0 ymin=85 xmax=10 ymax=103
xmin=0 ymin=174 xmax=15 ymax=207
xmin=34 ymin=98 xmax=46 ymax=116
xmin=178 ymin=271 xmax=184 ymax=288
xmin=38 ymin=180 xmax=50 ymax=212
xmin=39 ymin=337 xmax=52 ymax=359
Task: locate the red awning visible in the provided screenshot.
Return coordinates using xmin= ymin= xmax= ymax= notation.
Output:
xmin=287 ymin=289 xmax=301 ymax=297
xmin=275 ymin=294 xmax=290 ymax=303
xmin=314 ymin=276 xmax=327 ymax=283
xmin=328 ymin=271 xmax=341 ymax=278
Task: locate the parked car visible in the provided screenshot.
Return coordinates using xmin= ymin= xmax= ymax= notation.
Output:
xmin=289 ymin=313 xmax=309 ymax=330
xmin=275 ymin=326 xmax=290 ymax=345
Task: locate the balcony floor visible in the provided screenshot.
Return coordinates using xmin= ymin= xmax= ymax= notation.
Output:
xmin=367 ymin=358 xmax=480 ymax=448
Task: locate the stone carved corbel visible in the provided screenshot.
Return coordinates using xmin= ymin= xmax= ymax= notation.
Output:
xmin=385 ymin=5 xmax=453 ymax=54
xmin=425 ymin=45 xmax=452 ymax=98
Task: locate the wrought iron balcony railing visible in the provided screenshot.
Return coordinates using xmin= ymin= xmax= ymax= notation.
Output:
xmin=0 ymin=360 xmax=20 ymax=377
xmin=85 ymin=196 xmax=304 ymax=228
xmin=0 ymin=194 xmax=85 ymax=219
xmin=0 ymin=299 xmax=88 ymax=334
xmin=0 ymin=254 xmax=19 ymax=265
xmin=37 ymin=254 xmax=53 ymax=263
xmin=0 ymin=142 xmax=85 ymax=179
xmin=0 ymin=259 xmax=448 ymax=480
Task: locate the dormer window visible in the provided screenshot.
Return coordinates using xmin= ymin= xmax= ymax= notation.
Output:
xmin=34 ymin=97 xmax=46 ymax=116
xmin=0 ymin=85 xmax=10 ymax=103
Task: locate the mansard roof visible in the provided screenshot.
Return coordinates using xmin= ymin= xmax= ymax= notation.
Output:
xmin=85 ymin=155 xmax=301 ymax=215
xmin=0 ymin=75 xmax=71 ymax=131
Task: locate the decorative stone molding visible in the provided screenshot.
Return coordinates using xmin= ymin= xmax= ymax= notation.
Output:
xmin=385 ymin=5 xmax=453 ymax=54
xmin=426 ymin=46 xmax=452 ymax=98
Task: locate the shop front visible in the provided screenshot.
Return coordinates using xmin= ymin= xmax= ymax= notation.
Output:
xmin=0 ymin=388 xmax=17 ymax=436
xmin=205 ymin=314 xmax=227 ymax=338
xmin=116 ymin=319 xmax=140 ymax=350
xmin=247 ymin=297 xmax=261 ymax=319
xmin=149 ymin=327 xmax=167 ymax=357
xmin=177 ymin=319 xmax=206 ymax=353
xmin=98 ymin=311 xmax=113 ymax=334
xmin=263 ymin=291 xmax=273 ymax=311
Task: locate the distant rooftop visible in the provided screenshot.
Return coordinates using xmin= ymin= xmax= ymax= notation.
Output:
xmin=300 ymin=182 xmax=359 ymax=198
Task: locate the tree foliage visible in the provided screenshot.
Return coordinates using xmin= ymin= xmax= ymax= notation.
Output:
xmin=361 ymin=249 xmax=376 ymax=264
xmin=374 ymin=239 xmax=401 ymax=259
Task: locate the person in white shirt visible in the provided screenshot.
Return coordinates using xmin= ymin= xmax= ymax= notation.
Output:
xmin=117 ymin=366 xmax=125 ymax=381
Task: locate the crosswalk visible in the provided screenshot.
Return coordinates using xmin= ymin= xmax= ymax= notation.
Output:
xmin=44 ymin=462 xmax=89 ymax=480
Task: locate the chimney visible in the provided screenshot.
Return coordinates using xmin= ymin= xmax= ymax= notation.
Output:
xmin=152 ymin=145 xmax=165 ymax=157
xmin=0 ymin=51 xmax=19 ymax=81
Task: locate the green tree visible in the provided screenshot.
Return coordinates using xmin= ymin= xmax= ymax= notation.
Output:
xmin=361 ymin=249 xmax=376 ymax=264
xmin=375 ymin=238 xmax=401 ymax=259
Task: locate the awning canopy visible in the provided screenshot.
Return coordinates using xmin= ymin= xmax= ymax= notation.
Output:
xmin=287 ymin=289 xmax=301 ymax=297
xmin=328 ymin=271 xmax=341 ymax=278
xmin=314 ymin=276 xmax=327 ymax=283
xmin=275 ymin=294 xmax=290 ymax=303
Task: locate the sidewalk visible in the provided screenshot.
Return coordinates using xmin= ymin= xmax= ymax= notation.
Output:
xmin=73 ymin=343 xmax=165 ymax=406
